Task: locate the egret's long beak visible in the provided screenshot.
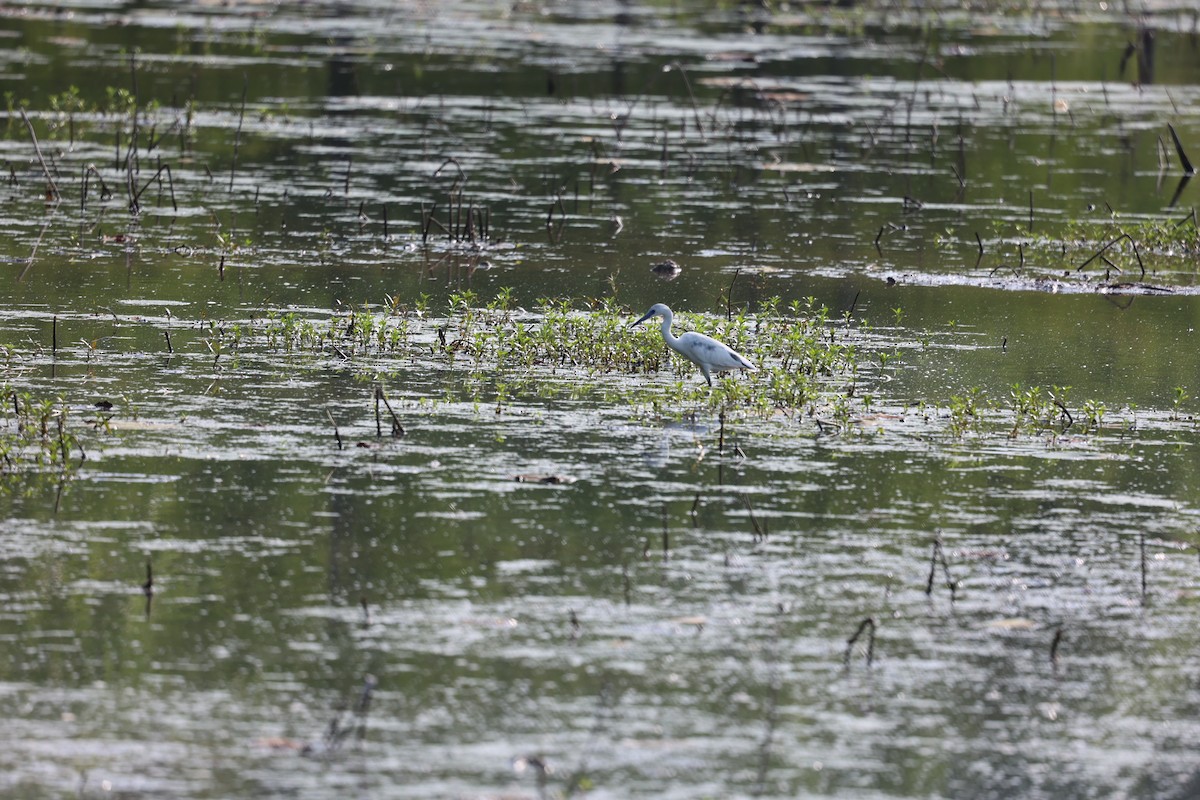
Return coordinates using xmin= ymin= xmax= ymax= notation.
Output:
xmin=630 ymin=311 xmax=654 ymax=328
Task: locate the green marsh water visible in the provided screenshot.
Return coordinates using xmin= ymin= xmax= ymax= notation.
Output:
xmin=4 ymin=2 xmax=1200 ymax=798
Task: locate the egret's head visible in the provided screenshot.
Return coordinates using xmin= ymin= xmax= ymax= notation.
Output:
xmin=631 ymin=303 xmax=670 ymax=328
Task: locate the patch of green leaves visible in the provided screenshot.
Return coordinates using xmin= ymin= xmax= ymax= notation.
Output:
xmin=0 ymin=387 xmax=82 ymax=492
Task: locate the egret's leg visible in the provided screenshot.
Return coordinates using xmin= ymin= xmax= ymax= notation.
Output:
xmin=701 ymin=368 xmax=712 ymax=387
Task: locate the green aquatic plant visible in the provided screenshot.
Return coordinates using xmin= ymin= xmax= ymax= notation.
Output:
xmin=948 ymin=387 xmax=984 ymax=437
xmin=208 ymin=294 xmax=1166 ymax=444
xmin=0 ymin=388 xmax=82 ymax=492
xmin=247 ymin=293 xmax=867 ymax=422
xmin=1172 ymin=386 xmax=1190 ymax=421
xmin=1020 ymin=213 xmax=1200 ymax=278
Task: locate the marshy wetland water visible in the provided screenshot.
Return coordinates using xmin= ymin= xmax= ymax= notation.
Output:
xmin=7 ymin=1 xmax=1200 ymax=798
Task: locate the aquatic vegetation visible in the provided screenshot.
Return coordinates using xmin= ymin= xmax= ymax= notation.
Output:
xmin=0 ymin=388 xmax=83 ymax=493
xmin=1020 ymin=213 xmax=1200 ymax=280
xmin=246 ymin=292 xmax=868 ymax=422
xmin=938 ymin=382 xmax=1123 ymax=440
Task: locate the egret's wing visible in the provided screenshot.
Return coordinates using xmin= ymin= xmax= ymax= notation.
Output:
xmin=678 ymin=332 xmax=755 ymax=370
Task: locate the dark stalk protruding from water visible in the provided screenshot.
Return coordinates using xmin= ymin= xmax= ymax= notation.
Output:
xmin=1140 ymin=531 xmax=1148 ymax=601
xmin=374 ymin=385 xmax=405 ymax=437
xmin=1053 ymin=398 xmax=1072 ymax=431
xmin=670 ymin=61 xmax=706 ymax=139
xmin=925 ymin=536 xmax=958 ymax=600
xmin=164 ymin=330 xmax=173 ymax=353
xmin=1077 ymin=232 xmax=1145 ymax=278
xmin=218 ymin=254 xmax=225 ymax=281
xmin=844 ymin=617 xmax=876 ymax=668
xmin=326 ymin=408 xmax=343 ymax=450
xmin=974 ymin=231 xmax=984 ymax=268
xmin=546 ymin=192 xmax=566 ymax=243
xmin=661 ymin=503 xmax=669 ymax=559
xmin=725 ymin=267 xmax=740 ymax=321
xmin=421 ymin=202 xmax=437 ymax=245
xmin=126 ymin=53 xmax=141 ymax=176
xmin=569 ymin=609 xmax=580 ymax=641
xmin=374 ymin=386 xmax=382 ymax=437
xmin=142 ymin=559 xmax=153 ymax=618
xmin=718 ymin=410 xmax=725 ymax=455
xmin=130 ymin=164 xmax=177 ymax=214
xmin=741 ymin=494 xmax=765 ymax=542
xmin=1168 ymin=123 xmax=1195 ymax=174
xmin=51 ymin=316 xmax=57 ymax=355
xmin=360 ymin=596 xmax=370 ymax=626
xmin=81 ymin=164 xmax=112 ymax=213
xmin=18 ymin=110 xmax=60 ymax=202
xmin=1050 ymin=625 xmax=1065 ymax=668
xmin=381 ymin=203 xmax=388 ymax=239
xmin=229 ymin=74 xmax=247 ymax=192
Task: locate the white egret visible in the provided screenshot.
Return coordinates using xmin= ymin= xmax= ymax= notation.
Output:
xmin=631 ymin=303 xmax=756 ymax=387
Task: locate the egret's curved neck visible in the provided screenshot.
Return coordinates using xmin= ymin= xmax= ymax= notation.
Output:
xmin=658 ymin=312 xmax=681 ymax=350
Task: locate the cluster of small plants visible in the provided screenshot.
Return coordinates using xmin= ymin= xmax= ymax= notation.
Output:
xmin=942 ymin=382 xmax=1116 ymax=439
xmin=0 ymin=387 xmax=84 ymax=491
xmin=1016 ymin=212 xmax=1200 ymax=279
xmin=245 ymin=291 xmax=870 ymax=420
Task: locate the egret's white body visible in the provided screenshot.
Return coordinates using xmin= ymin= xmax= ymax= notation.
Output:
xmin=631 ymin=303 xmax=756 ymax=387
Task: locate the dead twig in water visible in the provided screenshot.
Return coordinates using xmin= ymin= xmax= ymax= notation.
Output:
xmin=18 ymin=109 xmax=60 ymax=202
xmin=669 ymin=61 xmax=706 ymax=140
xmin=81 ymin=164 xmax=112 ymax=213
xmin=326 ymin=408 xmax=343 ymax=450
xmin=130 ymin=164 xmax=177 ymax=214
xmin=741 ymin=494 xmax=765 ymax=542
xmin=229 ymin=74 xmax=247 ymax=192
xmin=1077 ymin=232 xmax=1144 ymax=279
xmin=843 ymin=617 xmax=876 ymax=668
xmin=1050 ymin=625 xmax=1065 ymax=669
xmin=374 ymin=385 xmax=405 ymax=437
xmin=925 ymin=536 xmax=958 ymax=600
xmin=16 ymin=213 xmax=57 ymax=283
xmin=661 ymin=503 xmax=669 ymax=559
xmin=1140 ymin=530 xmax=1148 ymax=602
xmin=142 ymin=559 xmax=154 ymax=618
xmin=1168 ymin=122 xmax=1196 ymax=175
xmin=725 ymin=268 xmax=740 ymax=321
